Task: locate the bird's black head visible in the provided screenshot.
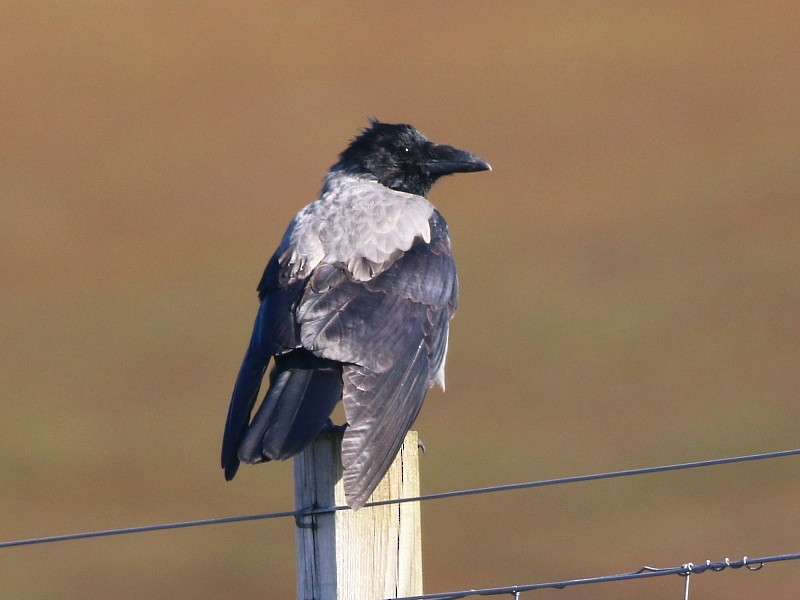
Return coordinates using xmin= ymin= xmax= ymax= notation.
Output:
xmin=335 ymin=120 xmax=491 ymax=197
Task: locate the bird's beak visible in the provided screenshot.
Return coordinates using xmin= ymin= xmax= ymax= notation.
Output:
xmin=425 ymin=144 xmax=492 ymax=175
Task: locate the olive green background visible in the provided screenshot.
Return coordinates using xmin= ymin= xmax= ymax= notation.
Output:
xmin=2 ymin=3 xmax=799 ymax=598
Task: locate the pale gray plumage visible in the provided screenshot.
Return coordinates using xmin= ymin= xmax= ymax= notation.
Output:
xmin=221 ymin=120 xmax=490 ymax=508
xmin=278 ymin=174 xmax=434 ymax=283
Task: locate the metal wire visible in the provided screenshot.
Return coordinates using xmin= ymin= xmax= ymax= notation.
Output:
xmin=347 ymin=447 xmax=800 ymax=513
xmin=0 ymin=510 xmax=299 ymax=549
xmin=390 ymin=553 xmax=799 ymax=600
xmin=2 ymin=447 xmax=799 ymax=549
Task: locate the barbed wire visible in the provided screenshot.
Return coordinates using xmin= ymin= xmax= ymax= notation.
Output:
xmin=390 ymin=552 xmax=800 ymax=600
xmin=2 ymin=446 xmax=799 ymax=550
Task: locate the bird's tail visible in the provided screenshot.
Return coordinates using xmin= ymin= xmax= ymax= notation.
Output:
xmin=237 ymin=350 xmax=343 ymax=466
xmin=221 ymin=346 xmax=270 ymax=481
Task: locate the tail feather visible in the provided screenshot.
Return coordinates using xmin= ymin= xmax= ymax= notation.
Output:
xmin=221 ymin=348 xmax=269 ymax=480
xmin=237 ymin=351 xmax=343 ymax=464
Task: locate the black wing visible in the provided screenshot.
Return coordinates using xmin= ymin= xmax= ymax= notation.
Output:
xmin=220 ymin=254 xmax=308 ymax=480
xmin=296 ymin=210 xmax=457 ymax=507
xmin=221 ymin=211 xmax=457 ymax=508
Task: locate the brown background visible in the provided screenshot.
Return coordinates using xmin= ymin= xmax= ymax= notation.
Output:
xmin=2 ymin=2 xmax=799 ymax=598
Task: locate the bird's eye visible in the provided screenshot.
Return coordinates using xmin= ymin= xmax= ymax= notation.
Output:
xmin=402 ymin=146 xmax=411 ymax=154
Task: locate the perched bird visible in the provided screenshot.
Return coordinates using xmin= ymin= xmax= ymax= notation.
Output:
xmin=221 ymin=120 xmax=490 ymax=508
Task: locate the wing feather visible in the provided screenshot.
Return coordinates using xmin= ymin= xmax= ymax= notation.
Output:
xmin=223 ymin=186 xmax=458 ymax=509
xmin=292 ymin=210 xmax=457 ymax=506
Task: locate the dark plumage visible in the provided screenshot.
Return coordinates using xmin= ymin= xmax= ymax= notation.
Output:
xmin=221 ymin=120 xmax=490 ymax=508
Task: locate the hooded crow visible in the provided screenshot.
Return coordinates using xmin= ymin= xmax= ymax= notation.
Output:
xmin=221 ymin=120 xmax=490 ymax=508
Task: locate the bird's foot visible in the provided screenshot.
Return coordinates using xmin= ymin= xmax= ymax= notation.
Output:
xmin=417 ymin=437 xmax=427 ymax=454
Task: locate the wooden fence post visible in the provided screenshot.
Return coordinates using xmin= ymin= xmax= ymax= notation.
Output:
xmin=294 ymin=430 xmax=422 ymax=600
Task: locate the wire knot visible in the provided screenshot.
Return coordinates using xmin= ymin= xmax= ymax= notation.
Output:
xmin=294 ymin=505 xmax=316 ymax=529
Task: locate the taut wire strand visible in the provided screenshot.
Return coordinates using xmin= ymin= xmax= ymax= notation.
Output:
xmin=2 ymin=447 xmax=799 ymax=549
xmin=0 ymin=509 xmax=300 ymax=549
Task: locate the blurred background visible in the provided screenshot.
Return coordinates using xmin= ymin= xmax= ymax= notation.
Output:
xmin=2 ymin=2 xmax=799 ymax=598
